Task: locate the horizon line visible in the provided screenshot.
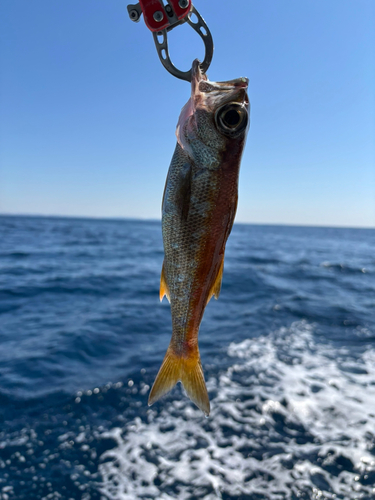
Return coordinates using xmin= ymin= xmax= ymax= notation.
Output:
xmin=0 ymin=212 xmax=374 ymax=231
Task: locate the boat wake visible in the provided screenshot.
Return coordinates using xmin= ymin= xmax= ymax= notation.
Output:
xmin=99 ymin=320 xmax=375 ymax=500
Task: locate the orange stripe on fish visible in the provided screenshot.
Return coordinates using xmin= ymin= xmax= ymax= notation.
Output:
xmin=148 ymin=60 xmax=250 ymax=416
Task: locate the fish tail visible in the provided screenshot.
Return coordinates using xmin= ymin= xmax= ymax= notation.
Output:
xmin=148 ymin=345 xmax=210 ymax=416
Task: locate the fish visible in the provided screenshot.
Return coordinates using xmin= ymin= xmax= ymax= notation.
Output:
xmin=148 ymin=59 xmax=250 ymax=416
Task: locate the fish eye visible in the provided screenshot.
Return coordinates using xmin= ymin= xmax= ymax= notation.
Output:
xmin=215 ymin=103 xmax=248 ymax=137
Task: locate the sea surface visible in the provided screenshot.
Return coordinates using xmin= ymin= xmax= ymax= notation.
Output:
xmin=0 ymin=215 xmax=374 ymax=500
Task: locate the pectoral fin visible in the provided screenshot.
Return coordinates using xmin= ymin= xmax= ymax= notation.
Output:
xmin=206 ymin=256 xmax=224 ymax=305
xmin=159 ymin=262 xmax=170 ymax=302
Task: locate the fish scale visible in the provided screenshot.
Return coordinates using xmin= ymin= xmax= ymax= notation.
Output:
xmin=164 ymin=147 xmax=219 ymax=339
xmin=149 ymin=60 xmax=250 ymax=416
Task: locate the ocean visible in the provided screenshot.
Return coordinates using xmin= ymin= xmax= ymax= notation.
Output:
xmin=0 ymin=215 xmax=374 ymax=500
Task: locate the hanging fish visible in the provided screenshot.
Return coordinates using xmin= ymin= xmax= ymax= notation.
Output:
xmin=148 ymin=60 xmax=250 ymax=416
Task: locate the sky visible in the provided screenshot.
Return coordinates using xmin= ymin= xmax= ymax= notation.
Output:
xmin=0 ymin=0 xmax=374 ymax=227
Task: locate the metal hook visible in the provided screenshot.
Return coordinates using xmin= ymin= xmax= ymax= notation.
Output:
xmin=152 ymin=6 xmax=214 ymax=82
xmin=127 ymin=1 xmax=214 ymax=82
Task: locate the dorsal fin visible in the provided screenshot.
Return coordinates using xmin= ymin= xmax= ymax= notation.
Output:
xmin=206 ymin=256 xmax=224 ymax=305
xmin=159 ymin=261 xmax=170 ymax=302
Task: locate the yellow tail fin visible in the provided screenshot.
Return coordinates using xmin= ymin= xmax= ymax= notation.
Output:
xmin=148 ymin=346 xmax=210 ymax=416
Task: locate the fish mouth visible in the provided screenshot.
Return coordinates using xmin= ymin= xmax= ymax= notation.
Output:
xmin=191 ymin=59 xmax=248 ymax=86
xmin=191 ymin=59 xmax=208 ymax=84
xmin=191 ymin=59 xmax=249 ymax=108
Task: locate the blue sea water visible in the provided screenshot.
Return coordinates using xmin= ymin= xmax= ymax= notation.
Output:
xmin=0 ymin=215 xmax=374 ymax=500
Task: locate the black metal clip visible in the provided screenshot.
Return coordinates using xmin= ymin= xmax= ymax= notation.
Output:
xmin=127 ymin=0 xmax=214 ymax=82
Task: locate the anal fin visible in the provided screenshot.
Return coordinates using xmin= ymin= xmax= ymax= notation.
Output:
xmin=206 ymin=256 xmax=224 ymax=305
xmin=160 ymin=261 xmax=170 ymax=302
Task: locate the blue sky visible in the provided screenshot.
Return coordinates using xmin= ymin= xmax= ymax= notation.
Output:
xmin=1 ymin=0 xmax=374 ymax=227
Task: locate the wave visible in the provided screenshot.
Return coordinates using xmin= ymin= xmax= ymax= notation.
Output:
xmin=98 ymin=321 xmax=375 ymax=500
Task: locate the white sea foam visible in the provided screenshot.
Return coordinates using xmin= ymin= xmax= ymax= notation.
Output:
xmin=98 ymin=321 xmax=375 ymax=499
